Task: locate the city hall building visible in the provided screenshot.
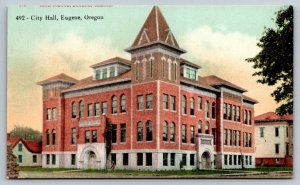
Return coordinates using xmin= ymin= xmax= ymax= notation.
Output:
xmin=38 ymin=6 xmax=257 ymax=170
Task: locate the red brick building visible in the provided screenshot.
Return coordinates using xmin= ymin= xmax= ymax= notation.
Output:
xmin=38 ymin=6 xmax=257 ymax=170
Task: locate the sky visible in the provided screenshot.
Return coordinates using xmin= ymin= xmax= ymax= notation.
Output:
xmin=7 ymin=5 xmax=283 ymax=132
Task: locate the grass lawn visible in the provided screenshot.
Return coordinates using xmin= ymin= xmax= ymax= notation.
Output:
xmin=239 ymin=166 xmax=293 ymax=172
xmin=19 ymin=167 xmax=77 ymax=172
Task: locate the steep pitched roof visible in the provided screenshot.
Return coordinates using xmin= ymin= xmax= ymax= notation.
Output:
xmin=255 ymin=112 xmax=293 ymax=121
xmin=90 ymin=57 xmax=132 ymax=68
xmin=181 ymin=75 xmax=219 ymax=92
xmin=203 ymin=75 xmax=247 ymax=92
xmin=37 ymin=73 xmax=78 ymax=85
xmin=126 ymin=6 xmax=185 ymax=53
xmin=7 ymin=136 xmax=42 ymax=153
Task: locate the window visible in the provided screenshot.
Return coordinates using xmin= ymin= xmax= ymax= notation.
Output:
xmin=170 ymin=122 xmax=175 ymax=142
xmin=238 ymin=155 xmax=241 ymax=165
xmin=137 ymin=122 xmax=143 ymax=141
xmin=137 ymin=95 xmax=143 ymax=110
xmin=212 ymin=128 xmax=216 ymax=145
xmin=198 ymin=121 xmax=202 ymax=133
xmin=150 ymin=59 xmax=154 ymax=78
xmin=224 ymin=129 xmax=227 ymax=145
xmin=182 ymin=154 xmax=187 ymax=166
xmin=72 ymin=102 xmax=77 ymax=118
xmin=123 ymin=153 xmax=129 ymax=165
xmin=223 ymin=103 xmax=227 ymax=119
xmin=224 ymin=155 xmax=228 ymax=165
xmin=79 ymin=101 xmax=84 ymax=118
xmin=52 ymin=108 xmax=57 ymax=120
xmin=237 ymin=106 xmax=241 ymax=121
xmin=71 ymin=154 xmax=76 ymax=165
xmin=198 ymin=96 xmax=202 ymax=110
xmin=233 ymin=105 xmax=236 ymax=121
xmin=228 ymin=104 xmax=232 ymax=120
xmin=186 ymin=68 xmax=196 ymax=80
xmin=88 ymin=104 xmax=93 ymax=117
xmin=92 ymin=130 xmax=97 ymax=143
xmin=85 ymin=130 xmax=90 ymax=143
xmin=182 ymin=95 xmax=187 ymax=114
xmin=46 ymin=154 xmax=50 ymax=165
xmin=46 ymin=130 xmax=50 ymax=145
xmin=146 ymin=153 xmax=152 ymax=166
xmin=163 ymin=153 xmax=168 ymax=166
xmin=171 ymin=153 xmax=175 ymax=166
xmin=275 ymin=127 xmax=279 ymax=137
xmin=212 ymin=102 xmax=216 ymax=119
xmin=146 ymin=94 xmax=153 ymax=109
xmin=249 ymin=133 xmax=252 ymax=147
xmin=163 ymin=94 xmax=168 ymax=109
xmin=52 ymin=154 xmax=56 ymax=165
xmin=121 ymin=124 xmax=126 ymax=143
xmin=135 ymin=62 xmax=139 ymax=80
xmin=112 ymin=96 xmax=117 ymax=114
xmin=238 ymin=131 xmax=241 ymax=146
xmin=229 ymin=155 xmax=232 ymax=165
xmin=174 ymin=63 xmax=177 ymax=80
xmin=146 ymin=121 xmax=152 ymax=141
xmin=162 ymin=59 xmax=165 ymax=78
xmin=233 ymin=130 xmax=236 ymax=146
xmin=229 ymin=129 xmax=232 ymax=145
xmin=205 ymin=101 xmax=209 ymax=118
xmin=111 ymin=153 xmax=116 ymax=165
xmin=95 ymin=70 xmax=101 ymax=80
xmin=110 ymin=66 xmax=115 ymax=77
xmin=18 ymin=155 xmax=22 ymax=163
xmin=112 ymin=124 xmax=117 ymax=143
xmin=190 ymin=98 xmax=195 ymax=115
xmin=103 ymin=68 xmax=108 ymax=79
xmin=47 ymin=108 xmax=51 ymax=120
xmin=190 ymin=126 xmax=195 ymax=143
xmin=102 ymin=102 xmax=107 ymax=114
xmin=95 ymin=103 xmax=100 ymax=116
xmin=190 ymin=154 xmax=195 ymax=166
xmin=163 ymin=121 xmax=168 ymax=142
xmin=286 ymin=127 xmax=289 ymax=137
xmin=244 ymin=110 xmax=247 ymax=124
xmin=120 ymin=95 xmax=126 ymax=113
xmin=168 ymin=60 xmax=171 ymax=80
xmin=182 ymin=124 xmax=187 ymax=143
xmin=18 ymin=143 xmax=22 ymax=151
xmin=205 ymin=122 xmax=209 ymax=134
xmin=33 ymin=155 xmax=37 ymax=163
xmin=245 ymin=156 xmax=248 ymax=165
xmin=249 ymin=156 xmax=252 ymax=165
xmin=137 ymin=153 xmax=143 ymax=166
xmin=234 ymin=155 xmax=237 ymax=165
xmin=248 ymin=111 xmax=251 ymax=125
xmin=71 ymin=128 xmax=76 ymax=144
xmin=170 ymin=95 xmax=175 ymax=111
xmin=52 ymin=130 xmax=56 ymax=145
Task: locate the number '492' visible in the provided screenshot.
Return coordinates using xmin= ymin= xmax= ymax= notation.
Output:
xmin=16 ymin=16 xmax=25 ymax=20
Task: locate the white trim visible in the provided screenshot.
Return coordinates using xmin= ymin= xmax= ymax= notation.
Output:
xmin=131 ymin=47 xmax=180 ymax=59
xmin=157 ymin=81 xmax=161 ymax=150
xmin=155 ymin=6 xmax=159 ymax=41
xmin=181 ymin=85 xmax=217 ymax=98
xmin=138 ymin=28 xmax=150 ymax=45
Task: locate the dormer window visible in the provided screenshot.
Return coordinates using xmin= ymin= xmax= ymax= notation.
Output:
xmin=110 ymin=66 xmax=115 ymax=77
xmin=103 ymin=68 xmax=108 ymax=79
xmin=185 ymin=67 xmax=197 ymax=80
xmin=95 ymin=70 xmax=101 ymax=80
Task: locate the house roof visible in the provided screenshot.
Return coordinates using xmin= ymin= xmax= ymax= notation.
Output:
xmin=180 ymin=58 xmax=201 ymax=69
xmin=255 ymin=112 xmax=293 ymax=122
xmin=90 ymin=57 xmax=132 ymax=68
xmin=242 ymin=95 xmax=259 ymax=104
xmin=7 ymin=135 xmax=42 ymax=153
xmin=126 ymin=6 xmax=185 ymax=53
xmin=181 ymin=76 xmax=219 ymax=92
xmin=37 ymin=73 xmax=78 ymax=85
xmin=203 ymin=75 xmax=247 ymax=92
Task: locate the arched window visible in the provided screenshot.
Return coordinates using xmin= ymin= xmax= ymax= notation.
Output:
xmin=162 ymin=59 xmax=165 ymax=78
xmin=120 ymin=94 xmax=126 ymax=113
xmin=137 ymin=122 xmax=143 ymax=141
xmin=182 ymin=95 xmax=187 ymax=114
xmin=52 ymin=129 xmax=56 ymax=145
xmin=212 ymin=102 xmax=216 ymax=119
xmin=170 ymin=122 xmax=175 ymax=142
xmin=79 ymin=100 xmax=84 ymax=118
xmin=150 ymin=59 xmax=154 ymax=78
xmin=198 ymin=120 xmax=202 ymax=134
xmin=190 ymin=98 xmax=195 ymax=115
xmin=46 ymin=130 xmax=50 ymax=145
xmin=112 ymin=95 xmax=117 ymax=114
xmin=163 ymin=121 xmax=168 ymax=142
xmin=146 ymin=121 xmax=153 ymax=141
xmin=205 ymin=122 xmax=209 ymax=134
xmin=135 ymin=62 xmax=139 ymax=81
xmin=205 ymin=100 xmax=209 ymax=118
xmin=174 ymin=62 xmax=177 ymax=80
xmin=72 ymin=102 xmax=76 ymax=118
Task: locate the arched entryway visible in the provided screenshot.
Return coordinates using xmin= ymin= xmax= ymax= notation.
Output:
xmin=201 ymin=151 xmax=211 ymax=169
xmin=84 ymin=151 xmax=97 ymax=169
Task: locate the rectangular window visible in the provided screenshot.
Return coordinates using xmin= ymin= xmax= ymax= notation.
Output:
xmin=238 ymin=155 xmax=241 ymax=165
xmin=111 ymin=153 xmax=116 ymax=165
xmin=244 ymin=110 xmax=247 ymax=124
xmin=85 ymin=130 xmax=90 ymax=143
xmin=224 ymin=129 xmax=227 ymax=145
xmin=275 ymin=127 xmax=279 ymax=137
xmin=146 ymin=153 xmax=152 ymax=166
xmin=95 ymin=103 xmax=100 ymax=116
xmin=46 ymin=154 xmax=50 ymax=165
xmin=120 ymin=124 xmax=126 ymax=143
xmin=52 ymin=154 xmax=56 ymax=165
xmin=18 ymin=155 xmax=22 ymax=163
xmin=171 ymin=153 xmax=175 ymax=166
xmin=234 ymin=155 xmax=237 ymax=165
xmin=32 ymin=155 xmax=37 ymax=163
xmin=223 ymin=103 xmax=227 ymax=119
xmin=248 ymin=111 xmax=251 ymax=125
xmin=182 ymin=124 xmax=187 ymax=143
xmin=228 ymin=104 xmax=232 ymax=120
xmin=137 ymin=95 xmax=143 ymax=110
xmin=198 ymin=96 xmax=202 ymax=110
xmin=18 ymin=143 xmax=22 ymax=151
xmin=286 ymin=127 xmax=289 ymax=137
xmin=224 ymin=155 xmax=228 ymax=165
xmin=260 ymin=127 xmax=264 ymax=138
xmin=163 ymin=94 xmax=168 ymax=109
xmin=170 ymin=95 xmax=175 ymax=111
xmin=182 ymin=154 xmax=187 ymax=166
xmin=52 ymin=108 xmax=57 ymax=120
xmin=249 ymin=133 xmax=252 ymax=147
xmin=275 ymin=144 xmax=280 ymax=154
xmin=146 ymin=94 xmax=153 ymax=109
xmin=88 ymin=104 xmax=93 ymax=117
xmin=112 ymin=124 xmax=117 ymax=143
xmin=212 ymin=128 xmax=216 ymax=145
xmin=71 ymin=154 xmax=76 ymax=165
xmin=102 ymin=102 xmax=107 ymax=114
xmin=238 ymin=131 xmax=241 ymax=146
xmin=72 ymin=103 xmax=77 ymax=118
xmin=137 ymin=153 xmax=143 ymax=166
xmin=233 ymin=105 xmax=236 ymax=121
xmin=229 ymin=129 xmax=232 ymax=146
xmin=103 ymin=68 xmax=108 ymax=79
xmin=233 ymin=130 xmax=236 ymax=146
xmin=71 ymin=128 xmax=76 ymax=144
xmin=110 ymin=66 xmax=115 ymax=77
xmin=245 ymin=156 xmax=248 ymax=165
xmin=190 ymin=154 xmax=195 ymax=166
xmin=229 ymin=155 xmax=232 ymax=165
xmin=95 ymin=70 xmax=101 ymax=80
xmin=123 ymin=153 xmax=128 ymax=166
xmin=47 ymin=108 xmax=51 ymax=120
xmin=237 ymin=106 xmax=241 ymax=121
xmin=92 ymin=130 xmax=97 ymax=143
xmin=163 ymin=153 xmax=168 ymax=166
xmin=249 ymin=156 xmax=252 ymax=165
xmin=190 ymin=126 xmax=195 ymax=144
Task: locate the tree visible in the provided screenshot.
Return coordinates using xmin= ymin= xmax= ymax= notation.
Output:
xmin=7 ymin=145 xmax=19 ymax=179
xmin=10 ymin=125 xmax=42 ymax=141
xmin=246 ymin=6 xmax=293 ymax=115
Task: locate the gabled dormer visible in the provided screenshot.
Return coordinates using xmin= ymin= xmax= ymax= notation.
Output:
xmin=180 ymin=58 xmax=201 ymax=81
xmin=90 ymin=57 xmax=131 ymax=80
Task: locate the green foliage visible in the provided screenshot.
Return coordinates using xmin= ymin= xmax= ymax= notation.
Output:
xmin=10 ymin=125 xmax=42 ymax=141
xmin=246 ymin=6 xmax=293 ymax=115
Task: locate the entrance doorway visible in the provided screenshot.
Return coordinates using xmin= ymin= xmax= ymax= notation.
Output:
xmin=201 ymin=151 xmax=211 ymax=169
xmin=84 ymin=151 xmax=97 ymax=169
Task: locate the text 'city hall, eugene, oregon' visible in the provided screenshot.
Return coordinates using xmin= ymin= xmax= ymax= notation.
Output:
xmin=38 ymin=6 xmax=257 ymax=170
